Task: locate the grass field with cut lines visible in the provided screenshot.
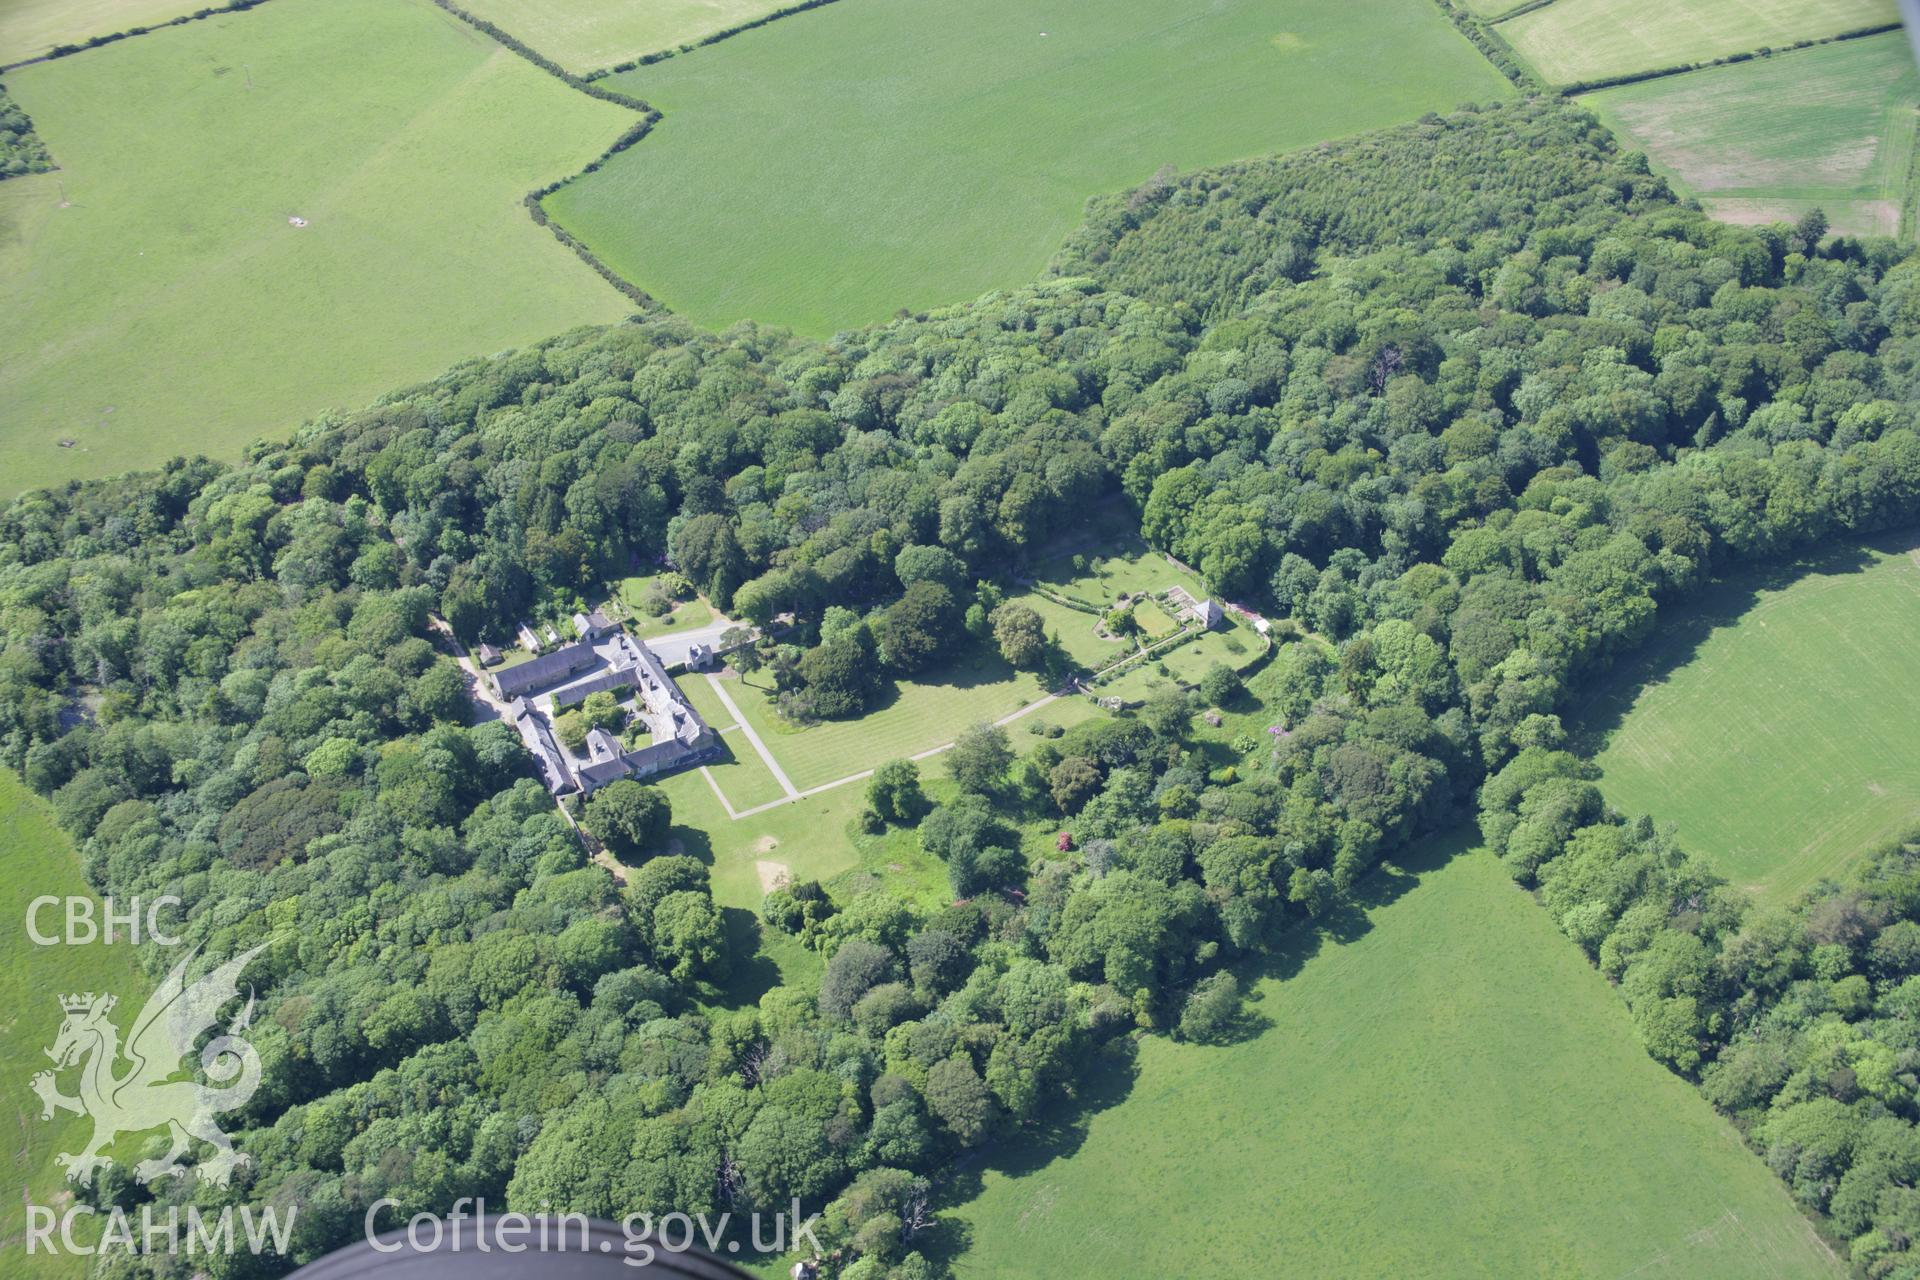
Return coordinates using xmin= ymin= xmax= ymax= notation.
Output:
xmin=1585 ymin=34 xmax=1917 ymax=239
xmin=950 ymin=835 xmax=1843 ymax=1279
xmin=723 ymin=652 xmax=1097 ymax=792
xmin=1500 ymin=0 xmax=1897 ymax=86
xmin=1578 ymin=529 xmax=1920 ymax=906
xmin=545 ymin=0 xmax=1511 ymax=334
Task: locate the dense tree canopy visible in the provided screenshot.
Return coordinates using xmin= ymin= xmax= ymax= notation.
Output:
xmin=1 ymin=97 xmax=1917 ymax=1279
xmin=0 ymin=83 xmax=52 ymax=178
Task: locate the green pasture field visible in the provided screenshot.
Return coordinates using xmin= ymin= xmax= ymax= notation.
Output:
xmin=452 ymin=0 xmax=794 ymax=74
xmin=0 ymin=0 xmax=205 ymax=64
xmin=723 ymin=650 xmax=1099 ymax=792
xmin=1577 ymin=529 xmax=1920 ymax=907
xmin=544 ymin=0 xmax=1512 ymax=334
xmin=948 ymin=835 xmax=1843 ymax=1279
xmin=1584 ymin=34 xmax=1918 ymax=240
xmin=0 ymin=0 xmax=635 ymax=497
xmin=1456 ymin=0 xmax=1526 ymax=16
xmin=1 ymin=771 xmax=152 ymax=1280
xmin=1499 ymin=0 xmax=1898 ymax=86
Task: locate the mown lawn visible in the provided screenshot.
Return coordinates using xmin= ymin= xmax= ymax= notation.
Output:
xmin=1008 ymin=590 xmax=1131 ymax=671
xmin=649 ymin=758 xmax=950 ymax=915
xmin=1097 ymin=617 xmax=1263 ymax=702
xmin=1577 ymin=529 xmax=1920 ymax=907
xmin=453 ymin=0 xmax=795 ymax=74
xmin=1006 ymin=535 xmax=1212 ymax=673
xmin=545 ymin=0 xmax=1511 ymax=334
xmin=1130 ymin=598 xmax=1180 ymax=641
xmin=0 ymin=0 xmax=636 ymax=496
xmin=721 ymin=650 xmax=1096 ymax=792
xmin=613 ymin=575 xmax=715 ymax=637
xmin=1030 ymin=537 xmax=1205 ymax=609
xmin=1584 ymin=34 xmax=1918 ymax=239
xmin=673 ymin=671 xmax=739 ymax=731
xmin=1 ymin=770 xmax=152 ymax=1280
xmin=948 ymin=833 xmax=1843 ymax=1279
xmin=1499 ymin=0 xmax=1897 ymax=86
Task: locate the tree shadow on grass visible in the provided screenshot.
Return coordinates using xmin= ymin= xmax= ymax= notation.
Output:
xmin=1186 ymin=1001 xmax=1275 ymax=1047
xmin=926 ymin=825 xmax=1483 ymax=1258
xmin=666 ymin=818 xmax=714 ymax=867
xmin=926 ymin=1035 xmax=1144 ymax=1264
xmin=709 ymin=906 xmax=784 ymax=1008
xmin=914 ymin=645 xmax=1025 ymax=696
xmin=1563 ymin=533 xmax=1896 ymax=757
xmin=1245 ymin=823 xmax=1471 ymax=991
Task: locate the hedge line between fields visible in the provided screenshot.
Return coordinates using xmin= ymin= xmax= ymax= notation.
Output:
xmin=1484 ymin=0 xmax=1558 ymax=23
xmin=584 ymin=0 xmax=847 ymax=81
xmin=1555 ymin=22 xmax=1904 ymax=95
xmin=1428 ymin=0 xmax=1542 ymax=91
xmin=0 ymin=0 xmax=271 ymax=72
xmin=1899 ymin=122 xmax=1920 ymax=244
xmin=428 ymin=0 xmax=663 ymax=312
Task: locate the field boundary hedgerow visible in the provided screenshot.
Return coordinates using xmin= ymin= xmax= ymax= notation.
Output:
xmin=0 ymin=0 xmax=638 ymax=493
xmin=1581 ymin=32 xmax=1919 ymax=243
xmin=0 ymin=0 xmax=271 ymax=72
xmin=1904 ymin=122 xmax=1920 ymax=241
xmin=1482 ymin=0 xmax=1558 ymax=21
xmin=582 ymin=0 xmax=845 ymax=81
xmin=426 ymin=0 xmax=663 ymax=310
xmin=1532 ymin=20 xmax=1904 ymax=94
xmin=420 ymin=0 xmax=888 ymax=311
xmin=542 ymin=0 xmax=1517 ymax=333
xmin=1427 ymin=0 xmax=1541 ymax=89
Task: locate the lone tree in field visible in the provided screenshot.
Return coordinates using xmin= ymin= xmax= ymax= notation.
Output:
xmin=947 ymin=721 xmax=1012 ymax=793
xmin=991 ymin=601 xmax=1048 ymax=669
xmin=921 ymin=795 xmax=1023 ymax=896
xmin=586 ymin=779 xmax=671 ymax=858
xmin=1198 ymin=662 xmax=1242 ymax=707
xmin=867 ymin=758 xmax=925 ymax=825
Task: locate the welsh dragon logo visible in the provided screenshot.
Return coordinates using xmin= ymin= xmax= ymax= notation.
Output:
xmin=31 ymin=944 xmax=266 ymax=1189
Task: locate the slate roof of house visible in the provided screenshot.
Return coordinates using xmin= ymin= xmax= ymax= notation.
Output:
xmin=493 ymin=641 xmax=598 ymax=699
xmin=500 ymin=629 xmax=720 ymax=796
xmin=573 ymin=608 xmax=618 ymax=640
xmin=507 ymin=697 xmax=573 ymax=794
